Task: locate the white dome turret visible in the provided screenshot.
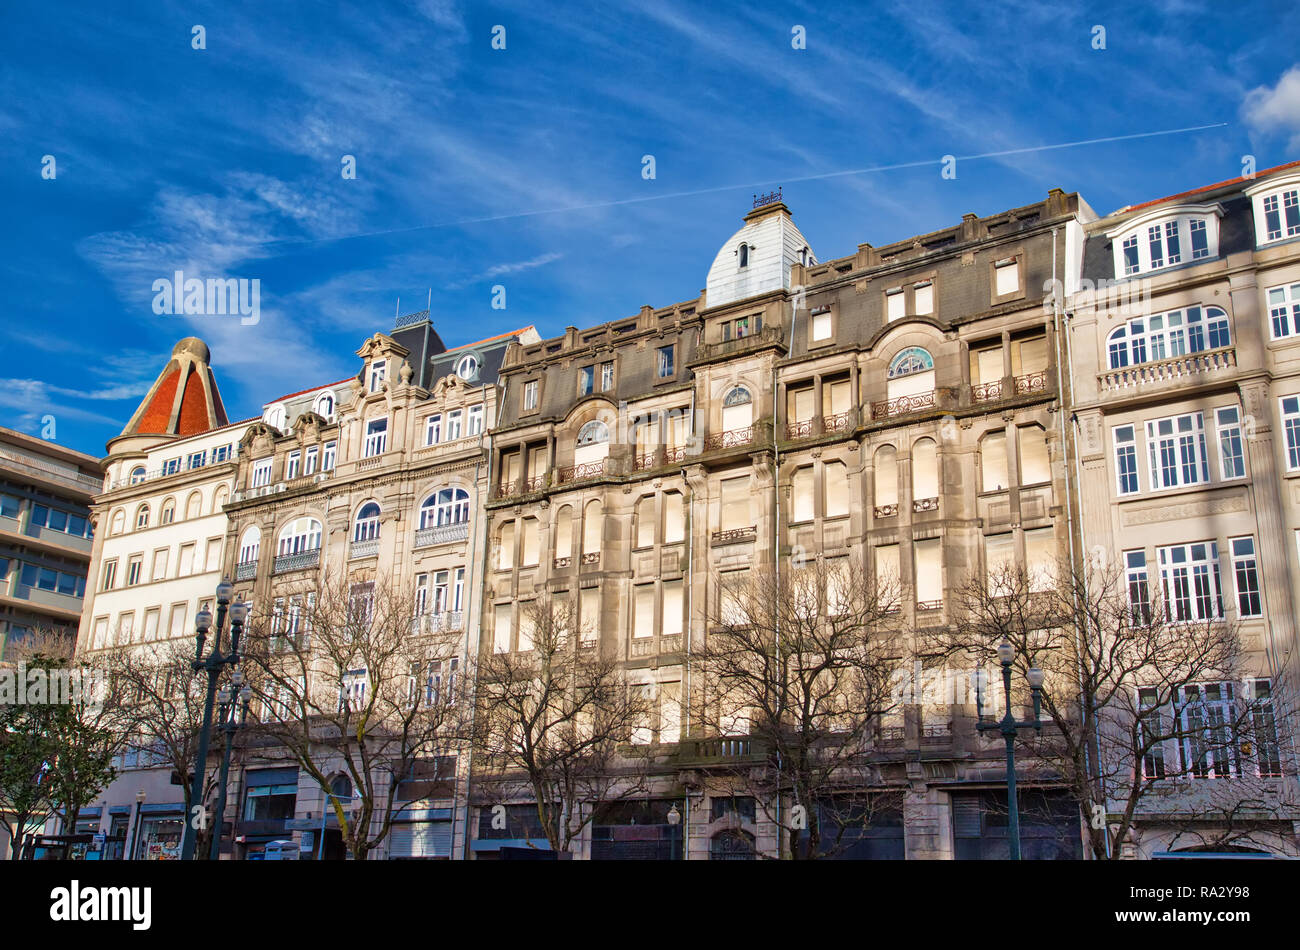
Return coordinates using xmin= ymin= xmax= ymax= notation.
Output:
xmin=705 ymin=198 xmax=816 ymax=309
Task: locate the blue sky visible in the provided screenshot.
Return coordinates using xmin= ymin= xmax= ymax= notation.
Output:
xmin=2 ymin=0 xmax=1298 ymax=456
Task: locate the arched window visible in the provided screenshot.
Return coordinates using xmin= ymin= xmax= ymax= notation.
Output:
xmin=887 ymin=347 xmax=936 ymax=401
xmin=711 ymin=829 xmax=756 ymax=861
xmin=889 ymin=347 xmax=934 ymax=378
xmin=577 ymin=420 xmax=609 ymax=445
xmin=722 ymin=386 xmax=753 ymax=431
xmin=213 ymin=485 xmax=229 ymax=512
xmin=134 ymin=504 xmax=150 ymax=530
xmin=912 ymin=438 xmax=939 ymax=502
xmin=185 ymin=491 xmax=202 ymax=520
xmin=314 ymin=392 xmax=335 ymax=421
xmin=874 ymin=446 xmax=898 ymax=509
xmin=582 ymin=500 xmax=603 ymax=555
xmin=553 ymin=505 xmax=573 ymax=559
xmin=354 ymin=502 xmax=381 ymax=542
xmin=110 ymin=509 xmax=125 ymax=536
xmin=419 ymin=488 xmax=470 ymax=529
xmin=1107 ymin=306 xmax=1229 ymax=369
xmin=238 ymin=526 xmax=261 ymax=566
xmin=129 ymin=466 xmax=146 ymax=485
xmin=277 ymin=517 xmax=322 ymax=556
xmin=263 ymin=404 xmax=287 ymax=430
xmin=738 ymin=243 xmax=750 ymax=268
xmin=160 ymin=498 xmax=176 ymax=525
xmin=330 ymin=774 xmax=353 ymax=801
xmin=457 ymin=353 xmax=479 ymax=381
xmin=575 ymin=420 xmax=611 ymax=467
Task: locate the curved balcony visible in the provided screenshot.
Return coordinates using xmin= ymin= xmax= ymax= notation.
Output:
xmin=703 ymin=426 xmax=755 ymax=451
xmin=557 ymin=460 xmax=607 ymax=484
xmin=871 ymin=390 xmax=937 ymax=420
xmin=273 ymin=548 xmax=320 ymax=575
xmin=414 ymin=522 xmax=470 ymax=548
xmin=1099 ymin=347 xmax=1235 ymax=392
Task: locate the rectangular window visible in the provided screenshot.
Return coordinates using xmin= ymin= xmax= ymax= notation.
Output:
xmin=1178 ymin=682 xmax=1238 ymax=778
xmin=1145 ymin=413 xmax=1208 ymax=490
xmin=1122 ymin=234 xmax=1140 ymax=275
xmin=1214 ymin=406 xmax=1245 ymax=480
xmin=1282 ymin=395 xmax=1300 ymax=470
xmin=580 ymin=588 xmax=599 ymax=644
xmin=523 ymin=380 xmax=539 ymax=411
xmin=719 ymin=476 xmax=750 ymax=531
xmin=118 ymin=613 xmax=134 ymax=644
xmin=1262 ymin=189 xmax=1300 ymax=242
xmin=303 ymin=446 xmax=318 ymax=476
xmin=251 ymin=458 xmax=272 ymax=488
xmin=425 ymin=414 xmax=442 ymax=445
xmin=369 ymin=359 xmax=386 ymax=392
xmin=144 ymin=608 xmax=160 ymax=642
xmin=285 ymin=451 xmax=300 ymax=480
xmin=983 ymin=534 xmax=1015 ymax=594
xmin=994 ymin=259 xmax=1019 ymax=296
xmin=468 ymin=405 xmax=484 ymax=435
xmin=187 ymin=450 xmax=207 ymax=470
xmin=657 ymin=345 xmax=674 ymax=378
xmin=664 ymin=492 xmax=685 ymax=544
xmin=127 ymin=556 xmax=142 ymax=586
xmin=579 ymin=366 xmax=594 ymax=396
xmin=1157 ymin=542 xmax=1222 ymax=623
xmin=179 ymin=543 xmax=195 ymax=576
xmin=1114 ymin=424 xmax=1139 ymax=495
xmin=1125 ymin=550 xmax=1150 ymax=624
xmin=364 ymin=418 xmax=388 ymax=457
xmin=163 ymin=458 xmax=181 ymax=475
xmin=1229 ymin=537 xmax=1262 ymax=618
xmin=447 ymin=410 xmax=462 ymax=440
xmin=914 ymin=538 xmax=942 ymax=606
xmin=1268 ymin=282 xmax=1300 ymax=339
xmin=913 ymin=281 xmax=934 ymax=315
xmin=102 ymin=559 xmax=117 ymax=591
xmin=876 ymin=543 xmax=900 ymax=595
xmin=811 ymin=308 xmax=832 ymax=342
xmin=1164 ymin=220 xmax=1181 ymax=265
xmin=662 ymin=579 xmax=684 ymax=636
xmin=151 ymin=548 xmax=168 ymax=582
xmin=886 ymin=288 xmax=904 ymax=322
xmin=1249 ymin=679 xmax=1282 ymax=777
xmin=1024 ymin=528 xmax=1056 ymax=592
xmin=1137 ymin=687 xmax=1167 ymax=780
xmin=634 ymin=584 xmax=655 ymax=639
xmin=213 ymin=444 xmax=232 ymax=463
xmin=323 ymin=441 xmax=336 ymax=470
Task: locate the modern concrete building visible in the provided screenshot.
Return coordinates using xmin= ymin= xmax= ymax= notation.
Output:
xmin=0 ymin=426 xmax=101 ymax=659
xmin=1068 ymin=160 xmax=1300 ymax=857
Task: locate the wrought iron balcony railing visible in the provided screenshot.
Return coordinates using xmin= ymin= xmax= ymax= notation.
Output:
xmin=272 ymin=548 xmax=321 ymax=574
xmin=871 ymin=390 xmax=936 ymax=420
xmin=1013 ymin=370 xmax=1049 ymax=395
xmin=235 ymin=560 xmax=258 ymax=581
xmin=971 ymin=380 xmax=1003 ymax=402
xmin=557 ymin=460 xmax=607 ymax=484
xmin=712 ymin=526 xmax=757 ymax=545
xmin=703 ymin=426 xmax=755 ymax=451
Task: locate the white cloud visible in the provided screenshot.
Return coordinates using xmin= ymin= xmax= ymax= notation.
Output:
xmin=1243 ymin=65 xmax=1300 ymax=152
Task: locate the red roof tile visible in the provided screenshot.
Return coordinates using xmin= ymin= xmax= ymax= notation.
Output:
xmin=1121 ymin=159 xmax=1300 ymax=215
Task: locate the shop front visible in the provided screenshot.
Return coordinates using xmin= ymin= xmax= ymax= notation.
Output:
xmin=135 ymin=805 xmax=186 ymax=860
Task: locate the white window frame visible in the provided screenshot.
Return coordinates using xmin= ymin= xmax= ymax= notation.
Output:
xmin=364 ymin=418 xmax=388 ymax=458
xmin=1105 ymin=205 xmax=1222 ymax=278
xmin=523 ymin=380 xmax=539 ymax=411
xmin=1214 ymin=406 xmax=1245 ymax=480
xmin=467 ymin=405 xmax=484 ymax=436
xmin=1156 ymin=541 xmax=1223 ymax=623
xmin=1106 ymin=306 xmax=1230 ymax=369
xmin=251 ymin=457 xmax=273 ymax=488
xmin=1228 ymin=536 xmax=1261 ymax=619
xmin=322 ymin=441 xmax=336 ymax=470
xmin=1281 ymin=395 xmax=1300 ymax=470
xmin=1113 ymin=424 xmax=1140 ymax=496
xmin=369 ymin=360 xmax=386 ymax=393
xmin=1145 ymin=412 xmax=1208 ymax=491
xmin=1245 ymin=173 xmax=1300 ymax=246
xmin=1266 ymin=281 xmax=1300 ymax=340
xmin=285 ymin=451 xmax=301 ymax=481
xmin=425 ymin=414 xmax=442 ymax=446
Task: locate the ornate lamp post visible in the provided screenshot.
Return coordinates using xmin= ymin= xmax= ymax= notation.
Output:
xmin=208 ymin=673 xmax=253 ymax=860
xmin=974 ymin=639 xmax=1045 ymax=860
xmin=179 ymin=577 xmax=248 ymax=861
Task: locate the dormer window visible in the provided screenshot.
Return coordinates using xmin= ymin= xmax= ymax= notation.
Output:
xmin=1107 ymin=205 xmax=1221 ymax=278
xmin=1246 ymin=174 xmax=1300 ymax=246
xmin=369 ymin=360 xmax=386 ymax=393
xmin=314 ymin=392 xmax=335 ymax=421
xmin=263 ymin=404 xmax=287 ymax=430
xmin=457 ymin=354 xmax=479 ymax=381
xmin=738 ymin=243 xmax=750 ymax=268
xmin=799 ymin=246 xmax=809 ymax=266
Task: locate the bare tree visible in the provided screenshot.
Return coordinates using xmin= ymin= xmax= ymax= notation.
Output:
xmin=696 ymin=558 xmax=906 ymax=859
xmin=472 ymin=598 xmax=651 ymax=855
xmin=934 ymin=558 xmax=1295 ymax=860
xmin=105 ymin=639 xmax=236 ymax=858
xmin=241 ymin=570 xmax=471 ymax=861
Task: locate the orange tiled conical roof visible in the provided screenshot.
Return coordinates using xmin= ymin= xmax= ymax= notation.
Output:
xmin=119 ymin=338 xmax=229 ymax=440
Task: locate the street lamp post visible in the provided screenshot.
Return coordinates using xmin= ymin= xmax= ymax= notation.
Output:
xmin=208 ymin=674 xmax=253 ymax=861
xmin=974 ymin=639 xmax=1045 ymax=861
xmin=179 ymin=577 xmax=249 ymax=861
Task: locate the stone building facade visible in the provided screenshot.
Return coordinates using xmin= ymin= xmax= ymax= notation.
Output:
xmin=481 ymin=191 xmax=1095 ymax=859
xmin=1069 ymin=159 xmax=1300 ymax=857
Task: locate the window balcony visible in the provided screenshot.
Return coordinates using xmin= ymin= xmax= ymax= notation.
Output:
xmin=557 ymin=460 xmax=607 ymax=484
xmin=785 ymin=410 xmax=856 ymax=441
xmin=712 ymin=526 xmax=757 ymax=546
xmin=871 ymin=390 xmax=936 ymax=420
xmin=1099 ymin=346 xmax=1236 ymax=392
xmin=703 ymin=426 xmax=755 ymax=451
xmin=412 ymin=611 xmax=463 ymax=635
xmin=1013 ymin=370 xmax=1049 ymax=396
xmin=235 ymin=560 xmax=257 ymax=581
xmin=349 ymin=538 xmax=379 ymax=560
xmin=414 ymin=522 xmax=470 ymax=548
xmin=672 ymin=736 xmax=765 ymax=766
xmin=272 ymin=548 xmax=320 ymax=574
xmin=493 ymin=480 xmax=518 ymax=500
xmin=971 ymin=379 xmax=1004 ymax=403
xmin=635 ymin=446 xmax=691 ymax=470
